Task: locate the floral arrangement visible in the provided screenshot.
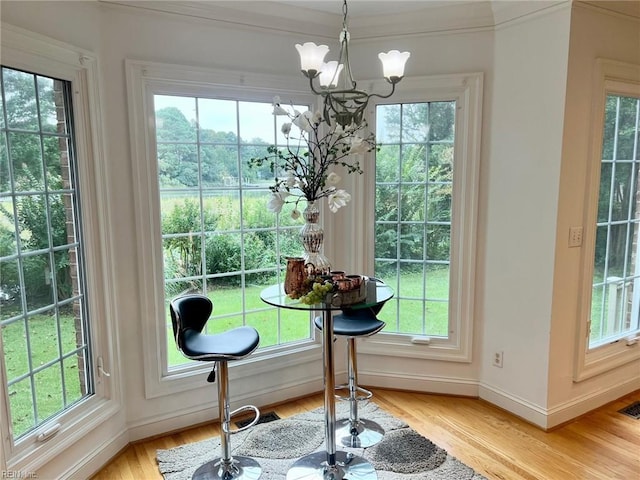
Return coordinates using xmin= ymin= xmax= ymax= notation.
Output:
xmin=249 ymin=97 xmax=376 ymax=217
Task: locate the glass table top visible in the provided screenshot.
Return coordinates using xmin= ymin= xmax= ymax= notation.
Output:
xmin=260 ymin=279 xmax=394 ymax=311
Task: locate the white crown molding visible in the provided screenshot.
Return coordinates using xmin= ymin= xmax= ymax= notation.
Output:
xmin=491 ymin=0 xmax=568 ymax=27
xmin=99 ymin=0 xmax=496 ymax=38
xmin=99 ymin=0 xmax=342 ymax=38
xmin=577 ymin=0 xmax=640 ymax=20
xmin=96 ymin=0 xmax=640 ymax=39
xmin=348 ymin=1 xmax=496 ymax=39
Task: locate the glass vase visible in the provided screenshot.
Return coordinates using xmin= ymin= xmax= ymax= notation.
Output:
xmin=300 ymin=200 xmax=331 ymax=275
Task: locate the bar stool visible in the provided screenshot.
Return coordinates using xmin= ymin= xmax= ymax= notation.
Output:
xmin=170 ymin=294 xmax=262 ymax=480
xmin=313 ymin=282 xmax=387 ymax=448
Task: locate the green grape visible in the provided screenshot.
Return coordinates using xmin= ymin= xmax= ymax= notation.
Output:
xmin=298 ymin=281 xmax=334 ymax=305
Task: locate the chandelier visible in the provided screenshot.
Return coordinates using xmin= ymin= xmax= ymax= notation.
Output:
xmin=295 ymin=0 xmax=410 ymax=127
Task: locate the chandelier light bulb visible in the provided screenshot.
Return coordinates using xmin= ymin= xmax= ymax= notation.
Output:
xmin=318 ymin=61 xmax=344 ymax=88
xmin=378 ymin=50 xmax=411 ymax=82
xmin=295 ymin=42 xmax=330 ymax=77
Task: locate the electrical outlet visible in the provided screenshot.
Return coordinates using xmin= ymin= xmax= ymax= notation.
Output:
xmin=493 ymin=351 xmax=504 ymax=368
xmin=569 ymin=226 xmax=583 ymax=247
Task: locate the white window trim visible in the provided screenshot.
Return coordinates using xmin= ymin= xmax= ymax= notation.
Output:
xmin=574 ymin=58 xmax=640 ymax=382
xmin=358 ymin=72 xmax=483 ymax=362
xmin=125 ymin=59 xmax=327 ymax=400
xmin=0 ymin=23 xmax=121 ymax=472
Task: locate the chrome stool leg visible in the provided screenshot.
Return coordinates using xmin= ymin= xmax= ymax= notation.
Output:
xmin=334 ymin=338 xmax=384 ymax=448
xmin=192 ymin=361 xmax=262 ymax=480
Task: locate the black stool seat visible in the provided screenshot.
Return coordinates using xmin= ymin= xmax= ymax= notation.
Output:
xmin=182 ymin=326 xmax=260 ymax=360
xmin=314 ymin=309 xmax=385 ymax=337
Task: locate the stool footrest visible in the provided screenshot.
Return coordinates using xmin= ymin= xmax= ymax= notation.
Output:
xmin=334 ymin=384 xmax=373 ymax=402
xmin=224 ymin=405 xmax=260 ymax=434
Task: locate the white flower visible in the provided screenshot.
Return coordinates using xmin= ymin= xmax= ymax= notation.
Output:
xmin=327 ymin=172 xmax=341 ymax=185
xmin=272 ymin=96 xmax=289 ymax=116
xmin=285 ymin=172 xmax=297 ymax=188
xmin=312 ymin=111 xmax=323 ymax=125
xmin=348 ymin=135 xmax=368 ymax=154
xmin=267 ymin=192 xmax=290 ymax=213
xmin=291 ymin=208 xmax=301 ymax=220
xmin=273 ymin=105 xmax=289 ymax=116
xmin=293 ymin=110 xmax=314 ymax=133
xmin=327 ymin=189 xmax=351 ymax=213
xmin=281 ymin=122 xmax=292 ymax=136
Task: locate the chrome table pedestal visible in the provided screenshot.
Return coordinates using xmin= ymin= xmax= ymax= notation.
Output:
xmin=286 ymin=307 xmax=376 ymax=480
xmin=192 ymin=458 xmax=262 ymax=480
xmin=259 ymin=282 xmax=393 ymax=480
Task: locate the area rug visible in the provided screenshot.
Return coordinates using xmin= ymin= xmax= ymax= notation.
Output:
xmin=157 ymin=401 xmax=487 ymax=479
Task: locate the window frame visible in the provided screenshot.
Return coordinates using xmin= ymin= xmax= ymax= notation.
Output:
xmin=0 ymin=23 xmax=120 ymax=471
xmin=359 ymin=72 xmax=483 ymax=362
xmin=125 ymin=60 xmax=325 ymax=399
xmin=575 ymin=58 xmax=640 ymax=382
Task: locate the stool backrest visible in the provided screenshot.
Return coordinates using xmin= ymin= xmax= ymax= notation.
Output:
xmin=169 ymin=294 xmax=213 ymax=350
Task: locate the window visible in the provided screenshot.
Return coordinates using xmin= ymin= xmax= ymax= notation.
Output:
xmin=0 ymin=67 xmax=92 ymax=440
xmin=375 ymin=101 xmax=455 ymax=337
xmin=589 ymin=94 xmax=640 ymax=348
xmin=0 ymin=24 xmax=117 ymax=474
xmin=126 ymin=60 xmax=324 ymax=398
xmin=361 ymin=73 xmax=482 ymax=362
xmin=153 ymin=95 xmax=312 ymax=368
xmin=576 ymin=59 xmax=640 ymax=381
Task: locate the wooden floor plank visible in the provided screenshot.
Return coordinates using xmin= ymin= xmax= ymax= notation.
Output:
xmin=91 ymin=388 xmax=640 ymax=480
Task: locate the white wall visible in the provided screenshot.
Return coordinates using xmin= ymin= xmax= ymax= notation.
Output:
xmin=548 ymin=2 xmax=640 ymax=425
xmin=479 ymin=4 xmax=572 ymax=424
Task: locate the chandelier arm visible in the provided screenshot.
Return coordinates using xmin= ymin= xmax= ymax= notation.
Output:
xmin=308 ymin=76 xmax=329 ymax=96
xmin=366 ymin=81 xmax=398 ymax=101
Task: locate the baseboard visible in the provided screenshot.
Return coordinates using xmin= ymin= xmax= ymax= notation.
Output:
xmin=479 ymin=378 xmax=640 ymax=429
xmin=545 ymin=377 xmax=640 ymax=428
xmin=361 ymin=370 xmax=480 ymax=397
xmin=478 ymin=383 xmax=548 ymax=427
xmin=60 ymin=428 xmax=129 ymax=480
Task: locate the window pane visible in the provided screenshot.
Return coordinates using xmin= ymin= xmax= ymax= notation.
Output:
xmin=375 ymin=101 xmax=455 ymax=337
xmin=201 ymin=145 xmax=237 ymax=188
xmin=375 ymin=185 xmax=398 ymax=222
xmin=376 ymin=104 xmax=401 ymax=143
xmin=590 ymin=94 xmax=640 ymax=347
xmin=401 ymin=144 xmax=427 ymax=183
xmin=401 ymin=103 xmax=430 ymax=142
xmin=198 ymin=98 xmax=237 ymax=140
xmin=4 ymin=69 xmax=39 ymax=131
xmin=1 ymin=134 xmax=10 ymax=192
xmin=376 ymin=144 xmax=400 ymax=182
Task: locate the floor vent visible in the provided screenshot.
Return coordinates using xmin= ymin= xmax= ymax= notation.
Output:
xmin=235 ymin=411 xmax=280 ymax=428
xmin=618 ymin=401 xmax=640 ymax=419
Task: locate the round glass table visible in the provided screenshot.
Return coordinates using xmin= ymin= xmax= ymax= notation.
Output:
xmin=260 ymin=279 xmax=394 ymax=480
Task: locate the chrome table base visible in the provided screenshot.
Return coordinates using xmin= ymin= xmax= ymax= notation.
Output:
xmin=285 ymin=308 xmax=378 ymax=480
xmin=335 ymin=418 xmax=385 ymax=448
xmin=192 ymin=457 xmax=262 ymax=480
xmin=286 ymin=451 xmax=376 ymax=480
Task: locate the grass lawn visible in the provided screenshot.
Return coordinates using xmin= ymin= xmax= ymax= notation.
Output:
xmin=1 ymin=312 xmax=85 ymax=438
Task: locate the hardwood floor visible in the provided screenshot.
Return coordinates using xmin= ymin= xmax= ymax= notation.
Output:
xmin=91 ymin=388 xmax=640 ymax=480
